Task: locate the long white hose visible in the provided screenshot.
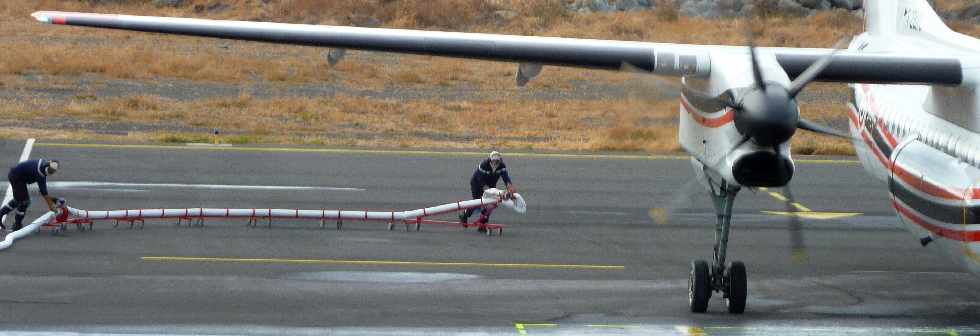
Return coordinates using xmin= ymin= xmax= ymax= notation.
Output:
xmin=65 ymin=189 xmax=525 ymax=222
xmin=0 ymin=189 xmax=525 ymax=251
xmin=0 ymin=211 xmax=55 ymax=251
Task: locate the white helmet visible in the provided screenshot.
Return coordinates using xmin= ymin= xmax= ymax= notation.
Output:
xmin=489 ymin=151 xmax=502 ymax=162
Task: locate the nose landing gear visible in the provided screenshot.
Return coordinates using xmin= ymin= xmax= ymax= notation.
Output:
xmin=688 ymin=180 xmax=747 ymax=314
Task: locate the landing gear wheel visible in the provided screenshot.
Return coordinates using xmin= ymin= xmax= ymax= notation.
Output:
xmin=689 ymin=260 xmax=710 ymax=313
xmin=725 ymin=261 xmax=746 ymax=314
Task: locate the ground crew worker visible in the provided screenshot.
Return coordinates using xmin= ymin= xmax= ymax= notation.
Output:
xmin=459 ymin=151 xmax=516 ymax=228
xmin=0 ymin=159 xmax=60 ymax=233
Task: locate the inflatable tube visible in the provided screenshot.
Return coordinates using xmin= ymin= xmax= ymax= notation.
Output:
xmin=0 ymin=211 xmax=56 ymax=251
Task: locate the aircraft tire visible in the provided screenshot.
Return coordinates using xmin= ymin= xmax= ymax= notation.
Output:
xmin=726 ymin=261 xmax=747 ymax=314
xmin=689 ymin=259 xmax=710 ymax=313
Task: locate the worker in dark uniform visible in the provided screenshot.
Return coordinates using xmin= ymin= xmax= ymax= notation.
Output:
xmin=459 ymin=151 xmax=516 ymax=228
xmin=0 ymin=159 xmax=60 ymax=234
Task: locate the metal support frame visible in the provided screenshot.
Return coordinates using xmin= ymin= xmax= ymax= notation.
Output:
xmin=707 ymin=177 xmax=740 ymax=292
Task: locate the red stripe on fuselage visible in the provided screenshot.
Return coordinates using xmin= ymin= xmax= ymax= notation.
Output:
xmin=679 ymin=96 xmax=734 ymax=128
xmin=893 ymin=199 xmax=980 ymax=242
xmin=852 ymin=94 xmax=980 ymax=201
xmin=860 ymin=85 xmax=900 ymax=147
xmin=890 ymin=162 xmax=980 ymax=201
xmin=848 ymin=105 xmax=890 ymax=167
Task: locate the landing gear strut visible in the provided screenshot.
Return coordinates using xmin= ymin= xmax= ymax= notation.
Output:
xmin=689 ymin=179 xmax=746 ymax=314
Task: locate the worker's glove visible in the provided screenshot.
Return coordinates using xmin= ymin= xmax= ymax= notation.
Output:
xmin=55 ymin=197 xmax=67 ymax=208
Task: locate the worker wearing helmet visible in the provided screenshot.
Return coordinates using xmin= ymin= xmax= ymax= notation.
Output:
xmin=459 ymin=151 xmax=517 ymax=229
xmin=0 ymin=159 xmax=60 ymax=235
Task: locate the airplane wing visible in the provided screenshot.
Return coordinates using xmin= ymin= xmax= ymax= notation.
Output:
xmin=31 ymin=11 xmax=964 ymax=86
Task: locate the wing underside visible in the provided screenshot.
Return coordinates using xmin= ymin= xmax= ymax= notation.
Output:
xmin=32 ymin=11 xmax=964 ymax=86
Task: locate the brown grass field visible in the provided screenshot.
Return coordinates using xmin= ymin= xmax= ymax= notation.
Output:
xmin=0 ymin=0 xmax=977 ymax=154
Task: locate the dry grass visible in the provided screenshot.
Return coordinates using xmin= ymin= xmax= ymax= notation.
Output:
xmin=0 ymin=1 xmax=975 ymax=154
xmin=2 ymin=91 xmax=855 ymax=154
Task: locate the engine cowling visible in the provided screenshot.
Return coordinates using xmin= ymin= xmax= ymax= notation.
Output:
xmin=889 ymin=139 xmax=980 ymax=270
xmin=731 ymin=150 xmax=794 ymax=187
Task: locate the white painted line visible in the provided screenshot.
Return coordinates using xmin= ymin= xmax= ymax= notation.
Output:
xmin=60 ymin=187 xmax=147 ymax=193
xmin=1 ymin=138 xmax=35 ymax=226
xmin=50 ymin=181 xmax=365 ymax=192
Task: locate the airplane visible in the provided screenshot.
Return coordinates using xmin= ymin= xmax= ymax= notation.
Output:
xmin=29 ymin=0 xmax=980 ymax=314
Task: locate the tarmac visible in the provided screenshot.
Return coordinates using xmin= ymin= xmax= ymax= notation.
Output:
xmin=0 ymin=140 xmax=977 ymax=335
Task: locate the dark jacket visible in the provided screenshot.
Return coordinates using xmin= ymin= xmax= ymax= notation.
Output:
xmin=470 ymin=158 xmax=511 ymax=189
xmin=8 ymin=159 xmax=51 ymax=196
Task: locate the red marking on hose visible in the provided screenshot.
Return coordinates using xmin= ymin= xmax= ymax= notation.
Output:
xmin=53 ymin=16 xmax=66 ymax=25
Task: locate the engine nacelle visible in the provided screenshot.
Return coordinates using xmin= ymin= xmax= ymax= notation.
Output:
xmin=889 ymin=139 xmax=980 ymax=272
xmin=731 ymin=150 xmax=794 ymax=187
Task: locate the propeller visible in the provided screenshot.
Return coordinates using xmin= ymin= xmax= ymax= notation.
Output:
xmin=679 ymin=38 xmax=851 ymax=149
xmin=783 ymin=184 xmax=808 ymax=263
xmin=771 ymin=150 xmax=807 ymax=264
xmin=641 ymin=38 xmax=853 ymax=263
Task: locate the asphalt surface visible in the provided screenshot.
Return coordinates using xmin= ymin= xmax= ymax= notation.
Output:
xmin=0 ymin=140 xmax=978 ymax=335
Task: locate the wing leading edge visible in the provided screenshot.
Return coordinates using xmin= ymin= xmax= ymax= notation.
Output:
xmin=32 ymin=11 xmax=963 ymax=86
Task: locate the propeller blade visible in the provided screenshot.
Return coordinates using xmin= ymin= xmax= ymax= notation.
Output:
xmin=782 ymin=184 xmax=808 ymax=264
xmin=681 ymin=84 xmax=737 ymax=111
xmin=620 ymin=61 xmax=650 ymax=74
xmin=653 ymin=135 xmax=750 ymax=225
xmin=748 ymin=43 xmax=765 ymax=89
xmin=798 ymin=118 xmax=854 ymax=140
xmin=650 ymin=177 xmax=702 ymax=225
xmin=787 ymin=38 xmax=849 ymax=98
xmin=770 ymin=146 xmax=807 ymax=264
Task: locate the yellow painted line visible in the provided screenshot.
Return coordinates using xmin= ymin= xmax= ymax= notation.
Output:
xmin=515 ymin=323 xmax=558 ymax=335
xmin=649 ymin=208 xmax=669 ymax=225
xmin=791 ymin=202 xmax=812 ymax=212
xmin=768 ymin=192 xmax=788 ymax=202
xmin=762 ymin=189 xmax=819 ymax=213
xmin=675 ymin=325 xmax=709 ymax=336
xmin=963 ymin=246 xmax=980 ymax=264
xmin=36 ymin=142 xmax=859 ymax=163
xmin=762 ymin=211 xmax=862 ymax=220
xmin=142 ymin=256 xmax=625 ymax=270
